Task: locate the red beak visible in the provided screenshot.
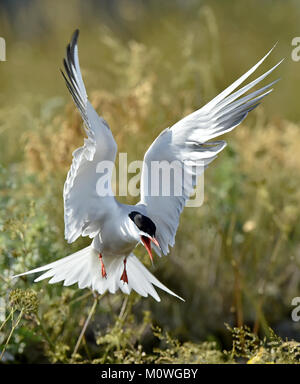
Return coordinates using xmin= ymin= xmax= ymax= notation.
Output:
xmin=141 ymin=236 xmax=160 ymax=264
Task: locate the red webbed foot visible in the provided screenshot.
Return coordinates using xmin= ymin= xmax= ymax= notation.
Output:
xmin=120 ymin=258 xmax=128 ymax=284
xmin=99 ymin=253 xmax=107 ymax=279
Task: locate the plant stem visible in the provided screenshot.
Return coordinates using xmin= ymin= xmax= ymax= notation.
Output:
xmin=35 ymin=314 xmax=55 ymax=350
xmin=70 ymin=290 xmax=93 ymax=305
xmin=72 ymin=293 xmax=103 ymax=358
xmin=0 ymin=309 xmax=23 ymax=361
xmin=82 ymin=335 xmax=92 ymax=361
xmin=0 ymin=308 xmax=15 ymax=333
xmin=118 ymin=296 xmax=128 ymax=320
xmin=233 ymin=263 xmax=244 ymax=328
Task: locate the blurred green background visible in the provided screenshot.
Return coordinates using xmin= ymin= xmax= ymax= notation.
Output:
xmin=0 ymin=0 xmax=300 ymax=363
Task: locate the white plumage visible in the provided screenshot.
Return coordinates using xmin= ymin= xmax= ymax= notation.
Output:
xmin=14 ymin=247 xmax=182 ymax=302
xmin=13 ymin=30 xmax=282 ymax=301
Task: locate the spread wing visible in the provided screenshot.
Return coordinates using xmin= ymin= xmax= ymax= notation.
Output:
xmin=138 ymin=46 xmax=283 ymax=255
xmin=61 ymin=30 xmax=118 ymax=243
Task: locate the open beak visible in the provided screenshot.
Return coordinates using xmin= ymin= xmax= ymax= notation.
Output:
xmin=141 ymin=236 xmax=160 ymax=264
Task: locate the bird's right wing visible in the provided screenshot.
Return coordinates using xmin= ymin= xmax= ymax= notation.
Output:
xmin=62 ymin=30 xmax=118 ymax=243
xmin=138 ymin=46 xmax=283 ymax=255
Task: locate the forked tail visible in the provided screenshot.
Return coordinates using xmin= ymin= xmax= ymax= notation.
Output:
xmin=12 ymin=246 xmax=184 ymax=302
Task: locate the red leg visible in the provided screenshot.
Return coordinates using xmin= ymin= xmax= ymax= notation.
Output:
xmin=99 ymin=253 xmax=107 ymax=278
xmin=120 ymin=258 xmax=128 ymax=284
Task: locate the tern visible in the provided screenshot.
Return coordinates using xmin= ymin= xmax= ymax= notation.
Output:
xmin=13 ymin=30 xmax=282 ymax=301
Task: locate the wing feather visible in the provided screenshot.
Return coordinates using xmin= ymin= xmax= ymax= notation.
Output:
xmin=138 ymin=48 xmax=282 ymax=255
xmin=61 ymin=30 xmax=118 ymax=243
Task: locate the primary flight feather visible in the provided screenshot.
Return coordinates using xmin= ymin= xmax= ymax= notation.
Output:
xmin=13 ymin=30 xmax=282 ymax=301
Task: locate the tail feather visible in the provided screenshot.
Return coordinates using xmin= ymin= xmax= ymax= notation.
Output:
xmin=12 ymin=246 xmax=184 ymax=302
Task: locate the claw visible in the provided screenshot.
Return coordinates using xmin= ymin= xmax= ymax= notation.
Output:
xmin=99 ymin=253 xmax=107 ymax=279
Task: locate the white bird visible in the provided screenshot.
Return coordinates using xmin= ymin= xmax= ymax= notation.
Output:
xmin=13 ymin=30 xmax=282 ymax=302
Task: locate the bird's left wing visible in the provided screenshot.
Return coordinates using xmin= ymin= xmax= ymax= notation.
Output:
xmin=62 ymin=30 xmax=118 ymax=243
xmin=138 ymin=47 xmax=283 ymax=255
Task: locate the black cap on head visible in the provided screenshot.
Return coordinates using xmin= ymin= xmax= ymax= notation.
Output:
xmin=129 ymin=211 xmax=156 ymax=237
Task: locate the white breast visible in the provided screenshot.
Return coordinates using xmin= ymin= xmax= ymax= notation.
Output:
xmin=91 ymin=209 xmax=139 ymax=257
